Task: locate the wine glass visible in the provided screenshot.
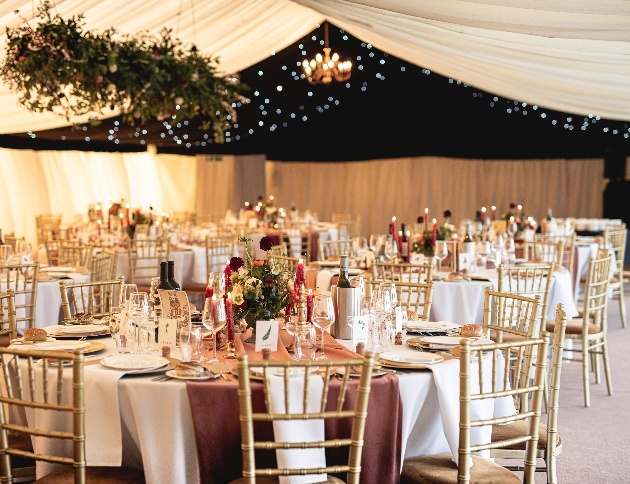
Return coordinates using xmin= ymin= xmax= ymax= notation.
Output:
xmin=127 ymin=292 xmax=149 ymax=353
xmin=437 ymin=241 xmax=449 ymax=272
xmin=119 ymin=283 xmax=138 ymax=308
xmin=284 ymin=315 xmax=301 ymax=360
xmin=201 ymin=296 xmax=227 ymax=364
xmin=208 ymin=271 xmax=226 ymax=299
xmin=311 ymin=294 xmax=335 ymax=360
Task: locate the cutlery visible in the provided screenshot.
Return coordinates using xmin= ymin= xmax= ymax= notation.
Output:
xmin=219 ymin=361 xmax=232 ymax=380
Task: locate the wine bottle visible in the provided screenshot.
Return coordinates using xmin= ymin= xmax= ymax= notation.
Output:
xmin=463 ymin=221 xmax=475 ymax=256
xmin=157 ymin=261 xmax=173 ymax=292
xmin=400 ymin=223 xmax=409 ymax=262
xmin=337 ymin=255 xmax=352 ymax=288
xmin=167 ymin=260 xmax=181 ymax=291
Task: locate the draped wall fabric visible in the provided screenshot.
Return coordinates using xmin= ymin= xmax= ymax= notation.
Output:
xmin=265 ymin=157 xmax=604 ymax=236
xmin=0 ymin=0 xmax=628 ymax=134
xmin=0 ymin=149 xmax=603 ymax=246
xmin=0 ymin=149 xmax=197 ymax=244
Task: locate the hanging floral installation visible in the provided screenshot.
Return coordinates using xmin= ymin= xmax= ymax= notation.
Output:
xmin=0 ymin=1 xmax=249 ymax=143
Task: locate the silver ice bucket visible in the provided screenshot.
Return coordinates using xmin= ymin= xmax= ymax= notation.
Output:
xmin=331 ymin=285 xmax=362 ymax=340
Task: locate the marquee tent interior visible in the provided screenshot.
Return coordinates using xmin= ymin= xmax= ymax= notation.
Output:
xmin=0 ymin=0 xmax=628 ymax=244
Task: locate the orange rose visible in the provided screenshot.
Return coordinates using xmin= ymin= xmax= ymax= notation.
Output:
xmin=252 ymin=259 xmax=265 ymax=267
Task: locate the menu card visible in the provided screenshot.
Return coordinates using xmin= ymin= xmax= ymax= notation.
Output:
xmin=158 ymin=290 xmax=191 ymax=346
xmin=255 ymin=320 xmax=279 ymax=352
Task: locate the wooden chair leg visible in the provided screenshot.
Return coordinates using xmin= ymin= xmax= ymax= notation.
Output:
xmin=618 ymin=288 xmax=627 ymax=328
xmin=602 ymin=340 xmax=614 ymax=396
xmin=582 ymin=350 xmax=590 ymax=407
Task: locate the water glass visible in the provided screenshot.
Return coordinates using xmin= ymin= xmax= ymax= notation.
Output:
xmin=298 ymin=326 xmax=317 ymax=360
xmin=109 ymin=306 xmax=131 ymax=353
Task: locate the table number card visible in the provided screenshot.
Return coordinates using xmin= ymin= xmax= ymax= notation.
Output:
xmin=158 ymin=289 xmax=191 ymax=346
xmin=350 ymin=315 xmax=369 ymax=347
xmin=394 ymin=306 xmax=403 ymax=333
xmin=459 ymin=253 xmax=473 ymax=273
xmin=255 ymin=320 xmax=279 ymax=352
xmin=158 ymin=318 xmax=177 ymax=346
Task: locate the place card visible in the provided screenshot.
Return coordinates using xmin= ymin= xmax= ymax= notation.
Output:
xmin=158 ymin=318 xmax=177 ymax=347
xmin=350 ymin=315 xmax=369 ymax=348
xmin=119 ymin=308 xmax=130 ymax=338
xmin=158 ymin=290 xmax=191 ymax=346
xmin=255 ymin=320 xmax=279 ymax=352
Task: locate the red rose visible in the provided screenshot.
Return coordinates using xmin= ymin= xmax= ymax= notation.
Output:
xmin=229 ymin=257 xmax=244 ymax=271
xmin=259 ymin=236 xmax=274 ymax=251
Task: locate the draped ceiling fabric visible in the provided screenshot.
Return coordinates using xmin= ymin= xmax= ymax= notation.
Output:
xmin=0 ymin=1 xmax=622 ymax=243
xmin=0 ymin=0 xmax=628 ymax=133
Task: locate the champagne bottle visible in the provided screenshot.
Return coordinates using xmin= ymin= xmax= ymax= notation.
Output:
xmin=400 ymin=223 xmax=409 ymax=262
xmin=337 ymin=255 xmax=352 ymax=288
xmin=167 ymin=260 xmax=181 ymax=291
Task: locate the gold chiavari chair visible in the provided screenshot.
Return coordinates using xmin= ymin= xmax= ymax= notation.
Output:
xmin=394 ymin=280 xmax=435 ymax=322
xmin=280 ymin=229 xmax=311 ymax=262
xmin=58 ymin=240 xmax=94 ymax=268
xmin=318 ymin=239 xmax=356 ymax=261
xmin=331 ymin=213 xmax=352 ymax=224
xmin=483 ymin=287 xmax=541 ymax=344
xmin=338 ymin=219 xmax=361 ymax=239
xmin=229 ymin=351 xmax=375 ymax=484
xmin=0 ymin=261 xmax=39 ymax=333
xmin=0 ymin=291 xmax=18 ymax=345
xmin=90 ymin=249 xmax=117 ymax=282
xmin=267 ymin=254 xmax=300 ymax=275
xmin=491 ymin=304 xmax=567 ymax=484
xmin=525 ymin=239 xmax=565 ymax=267
xmin=268 ymin=243 xmax=287 ymax=257
xmin=371 ymin=261 xmax=433 ymax=284
xmin=602 ymin=223 xmax=627 ymax=328
xmin=401 ymin=334 xmax=550 ymax=483
xmin=127 ymin=238 xmax=169 ymax=292
xmin=535 ymin=232 xmax=576 ymax=276
xmin=182 ymin=235 xmax=236 ymax=304
xmin=0 ymin=346 xmax=146 ymax=483
xmin=35 ymin=213 xmax=62 ymax=247
xmin=497 ymin=262 xmax=553 ymax=336
xmin=546 ymin=253 xmax=613 ymax=407
xmin=59 ymin=277 xmax=125 ymax=322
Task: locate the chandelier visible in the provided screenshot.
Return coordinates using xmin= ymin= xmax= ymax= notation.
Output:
xmin=302 ymin=22 xmax=352 ymax=85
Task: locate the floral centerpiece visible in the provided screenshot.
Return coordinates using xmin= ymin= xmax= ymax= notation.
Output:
xmin=502 ymin=203 xmax=537 ymax=239
xmin=0 ymin=1 xmax=249 ymax=143
xmin=227 ymin=236 xmax=294 ymax=331
xmin=412 ymin=210 xmax=456 ymax=257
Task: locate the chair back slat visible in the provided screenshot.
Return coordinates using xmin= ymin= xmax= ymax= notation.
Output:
xmin=0 ymin=262 xmax=40 ymax=331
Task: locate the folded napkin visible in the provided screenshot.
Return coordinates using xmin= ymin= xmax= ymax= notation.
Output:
xmin=83 ymin=363 xmax=129 ymax=466
xmin=267 ymin=371 xmax=326 ymax=484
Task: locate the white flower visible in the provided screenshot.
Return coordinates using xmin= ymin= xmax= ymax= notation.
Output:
xmin=230 ymin=284 xmax=245 ymax=305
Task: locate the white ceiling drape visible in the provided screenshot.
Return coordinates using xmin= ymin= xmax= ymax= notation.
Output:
xmin=0 ymin=0 xmax=628 ymax=135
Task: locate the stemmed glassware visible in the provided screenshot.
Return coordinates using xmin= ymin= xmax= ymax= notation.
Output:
xmin=208 ymin=271 xmax=227 ymax=299
xmin=201 ymin=296 xmax=227 ymax=364
xmin=128 ymin=292 xmax=149 ymax=353
xmin=298 ymin=325 xmax=317 ymax=360
xmin=311 ymin=294 xmax=335 ymax=360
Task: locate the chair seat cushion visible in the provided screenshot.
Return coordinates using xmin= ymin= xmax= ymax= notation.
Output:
xmin=34 ymin=466 xmax=146 ymax=484
xmin=182 ymin=282 xmax=207 ymax=293
xmin=489 ymin=331 xmax=526 ymax=343
xmin=491 ymin=420 xmax=559 ymax=449
xmin=401 ymin=453 xmax=521 ymax=484
xmin=545 ymin=319 xmax=599 ymax=334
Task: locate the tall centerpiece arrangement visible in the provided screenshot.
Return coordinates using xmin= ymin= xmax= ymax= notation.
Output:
xmin=412 ymin=210 xmax=456 ymax=257
xmin=226 ymin=237 xmax=294 ymax=338
xmin=0 ymin=1 xmax=249 ymax=143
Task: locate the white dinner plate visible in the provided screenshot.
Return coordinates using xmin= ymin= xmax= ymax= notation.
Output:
xmin=406 ymin=321 xmax=460 ymax=332
xmin=336 ymin=366 xmax=386 ymax=378
xmin=16 ymin=340 xmax=91 ymax=351
xmin=165 ymin=369 xmax=220 ymax=381
xmin=379 ymin=351 xmax=443 ymax=366
xmin=45 ymin=324 xmax=109 ymax=337
xmin=235 ymin=366 xmax=321 ymax=381
xmin=10 ymin=336 xmax=57 ymax=344
xmin=100 ymin=354 xmax=169 ymax=371
xmin=420 ymin=335 xmax=493 ymax=346
xmin=40 ymin=266 xmax=75 ymax=273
